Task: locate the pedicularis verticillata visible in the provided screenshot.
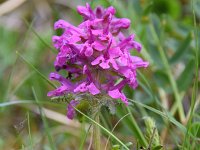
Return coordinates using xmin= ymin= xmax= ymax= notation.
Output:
xmin=48 ymin=3 xmax=148 ymax=119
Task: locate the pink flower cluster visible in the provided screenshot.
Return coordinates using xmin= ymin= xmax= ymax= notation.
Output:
xmin=48 ymin=4 xmax=148 ymax=119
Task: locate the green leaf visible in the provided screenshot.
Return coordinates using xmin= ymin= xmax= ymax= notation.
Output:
xmin=177 ymin=59 xmax=195 ymax=91
xmin=170 ymin=32 xmax=193 ymax=64
xmin=151 ymin=0 xmax=181 ymax=18
xmin=112 ymin=144 xmax=120 ymax=150
xmin=152 ymin=145 xmax=163 ymax=150
xmin=190 ymin=123 xmax=200 ymax=138
xmin=125 ymin=142 xmax=133 ymax=147
xmin=143 ymin=2 xmax=153 ymax=16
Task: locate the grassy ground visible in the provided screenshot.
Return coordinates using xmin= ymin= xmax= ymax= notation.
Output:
xmin=0 ymin=0 xmax=199 ymax=149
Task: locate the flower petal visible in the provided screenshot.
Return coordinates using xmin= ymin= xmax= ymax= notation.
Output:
xmin=77 ymin=3 xmax=95 ymax=20
xmin=108 ymin=89 xmax=128 ymax=105
xmin=131 ymin=56 xmax=149 ymax=68
xmin=74 ymin=82 xmax=87 ymax=93
xmin=110 ymin=18 xmax=130 ymax=34
xmin=91 ymin=55 xmax=104 ymax=66
xmin=85 ymin=47 xmax=93 ymax=56
xmin=100 ymin=59 xmax=110 ymax=69
xmin=92 ymin=41 xmax=106 ymax=51
xmin=48 ymin=4 xmax=149 ymax=113
xmin=88 ymin=82 xmax=100 ymax=95
xmin=67 ymin=100 xmax=79 ymax=119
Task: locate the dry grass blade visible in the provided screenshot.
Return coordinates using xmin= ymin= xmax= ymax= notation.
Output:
xmin=27 ymin=105 xmax=81 ymax=128
xmin=0 ymin=0 xmax=26 ymax=16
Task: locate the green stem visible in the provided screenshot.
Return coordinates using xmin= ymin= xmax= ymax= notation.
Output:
xmin=93 ymin=111 xmax=101 ymax=150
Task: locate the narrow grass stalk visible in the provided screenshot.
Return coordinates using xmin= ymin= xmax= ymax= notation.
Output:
xmin=32 ymin=87 xmax=56 ymax=150
xmin=170 ymin=93 xmax=185 ymax=116
xmin=128 ymin=98 xmax=186 ymax=132
xmin=79 ymin=124 xmax=92 ymax=150
xmin=117 ymin=105 xmax=148 ymax=147
xmin=27 ymin=112 xmax=33 ymax=150
xmin=183 ymin=0 xmax=199 ymax=148
xmin=16 ymin=51 xmax=56 ymax=88
xmin=1 ymin=59 xmax=16 ymax=111
xmin=127 ymin=107 xmax=148 ymax=147
xmin=23 ymin=18 xmax=56 ymax=53
xmin=0 ymin=100 xmax=34 ymax=107
xmin=11 ymin=72 xmax=34 ymax=95
xmin=73 ymin=106 xmax=129 ymax=150
xmin=93 ymin=111 xmax=101 ymax=150
xmin=105 ymin=113 xmax=131 ymax=150
xmin=149 ymin=24 xmax=185 ymax=122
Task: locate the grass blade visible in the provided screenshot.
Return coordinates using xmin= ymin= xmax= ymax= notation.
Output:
xmin=23 ymin=19 xmax=56 ymax=53
xmin=74 ymin=106 xmax=129 ymax=150
xmin=16 ymin=51 xmax=56 ymax=88
xmin=104 ymin=113 xmax=131 ymax=150
xmin=0 ymin=100 xmax=35 ymax=107
xmin=79 ymin=124 xmax=92 ymax=150
xmin=182 ymin=0 xmax=199 ymax=148
xmin=149 ymin=23 xmax=185 ymax=122
xmin=170 ymin=32 xmax=193 ymax=64
xmin=128 ymin=98 xmax=186 ymax=132
xmin=32 ymin=87 xmax=56 ymax=150
xmin=27 ymin=111 xmax=34 ymax=150
xmin=116 ymin=105 xmax=148 ymax=147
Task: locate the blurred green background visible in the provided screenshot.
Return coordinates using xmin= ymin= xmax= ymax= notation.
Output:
xmin=0 ymin=0 xmax=199 ymax=149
